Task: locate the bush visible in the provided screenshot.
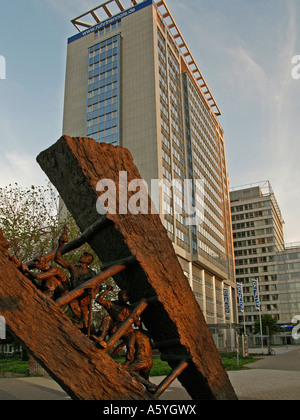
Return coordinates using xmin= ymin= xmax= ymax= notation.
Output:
xmin=0 ymin=356 xmax=29 ymax=376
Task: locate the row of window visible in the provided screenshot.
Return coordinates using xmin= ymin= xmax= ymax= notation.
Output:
xmin=87 ymin=117 xmax=118 ymax=132
xmin=185 ymin=76 xmax=217 ymax=147
xmin=235 ymin=246 xmax=275 ymax=257
xmin=199 ymin=225 xmax=225 ymax=255
xmin=277 ymin=252 xmax=300 ymax=262
xmin=231 ymin=201 xmax=271 ymax=213
xmin=156 ymin=27 xmax=228 ymax=262
xmin=94 ymin=23 xmax=121 ymax=40
xmin=87 ymin=110 xmax=117 ymax=125
xmin=87 ymin=100 xmax=118 ymax=120
xmin=232 ymin=210 xmax=272 ymax=221
xmin=236 ymin=265 xmax=276 ymax=275
xmin=86 ymin=35 xmax=120 ymax=146
xmin=89 ymin=37 xmax=119 ymax=55
xmin=232 ymin=219 xmax=273 ymax=230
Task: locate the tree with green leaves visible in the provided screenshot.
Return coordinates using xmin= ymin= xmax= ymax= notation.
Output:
xmin=0 ymin=182 xmax=99 ymax=269
xmin=0 ymin=182 xmax=118 ymax=334
xmin=253 ymin=314 xmax=280 ymax=337
xmin=254 ymin=314 xmax=280 ymax=354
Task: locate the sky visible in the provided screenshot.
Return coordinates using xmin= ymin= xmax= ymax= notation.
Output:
xmin=0 ymin=0 xmax=300 ymax=243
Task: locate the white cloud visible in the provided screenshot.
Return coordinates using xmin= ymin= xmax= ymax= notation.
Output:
xmin=0 ymin=152 xmax=48 ymax=188
xmin=225 ymin=46 xmax=269 ymax=103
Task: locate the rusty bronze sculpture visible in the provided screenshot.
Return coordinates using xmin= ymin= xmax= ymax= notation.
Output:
xmin=95 ymin=286 xmax=133 ymax=343
xmin=29 ymin=256 xmax=68 ymax=300
xmin=55 ymin=227 xmax=96 ymax=332
xmin=0 ymin=136 xmax=238 ymax=400
xmin=121 ymin=327 xmax=156 ymax=393
xmin=95 ymin=285 xmax=156 ymax=392
xmin=0 ymin=229 xmax=67 ymax=300
xmin=0 ymin=229 xmax=152 ymax=400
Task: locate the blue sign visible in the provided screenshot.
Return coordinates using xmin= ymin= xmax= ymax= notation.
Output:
xmin=223 ymin=288 xmax=230 ymax=314
xmin=252 ymin=279 xmax=260 ymax=311
xmin=236 ymin=283 xmax=244 ymax=313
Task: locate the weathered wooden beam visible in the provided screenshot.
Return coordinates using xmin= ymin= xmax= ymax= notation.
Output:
xmin=100 ymin=255 xmax=137 ymax=272
xmin=37 ymin=135 xmax=238 ymax=400
xmin=0 ymin=239 xmax=153 ymax=400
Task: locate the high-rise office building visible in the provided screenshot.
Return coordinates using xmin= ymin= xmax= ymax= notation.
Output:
xmin=276 ymin=244 xmax=300 ymax=328
xmin=230 ymin=181 xmax=300 ymax=344
xmin=63 ymin=0 xmax=236 ymax=342
xmin=230 ymin=182 xmax=285 ymax=333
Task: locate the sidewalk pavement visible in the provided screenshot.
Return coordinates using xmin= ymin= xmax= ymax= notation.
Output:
xmin=0 ymin=376 xmax=191 ymax=401
xmin=1 ymin=347 xmax=300 ymax=400
xmin=229 ymin=346 xmax=300 ymax=400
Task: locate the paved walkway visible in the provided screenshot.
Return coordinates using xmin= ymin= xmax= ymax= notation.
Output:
xmin=228 ymin=346 xmax=300 ymax=400
xmin=0 ymin=376 xmax=190 ymax=401
xmin=1 ymin=347 xmax=300 ymax=400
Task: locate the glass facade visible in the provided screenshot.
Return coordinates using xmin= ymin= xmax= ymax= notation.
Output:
xmin=157 ymin=26 xmax=228 ymax=267
xmin=86 ymin=34 xmax=120 ymax=146
xmin=182 ymin=73 xmax=226 ymax=261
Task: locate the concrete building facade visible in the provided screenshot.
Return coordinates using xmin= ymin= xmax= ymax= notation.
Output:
xmin=274 ymin=243 xmax=300 ymax=343
xmin=230 ymin=182 xmax=300 ymax=344
xmin=62 ymin=0 xmax=237 ymax=345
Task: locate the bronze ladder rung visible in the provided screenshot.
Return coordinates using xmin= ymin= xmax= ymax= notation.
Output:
xmin=154 ymin=359 xmax=189 ymax=399
xmin=55 ymin=256 xmax=136 ymax=308
xmin=99 ymin=295 xmax=158 ymax=354
xmin=104 ymin=298 xmax=150 ymax=352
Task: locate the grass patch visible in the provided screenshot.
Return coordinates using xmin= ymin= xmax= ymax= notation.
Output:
xmin=114 ymin=353 xmax=256 ymax=376
xmin=0 ymin=352 xmax=256 ymax=377
xmin=220 ymin=352 xmax=256 ymax=371
xmin=0 ymin=357 xmax=29 ymax=376
xmin=113 ymin=356 xmax=172 ymax=377
xmin=149 ymin=357 xmax=172 ymax=377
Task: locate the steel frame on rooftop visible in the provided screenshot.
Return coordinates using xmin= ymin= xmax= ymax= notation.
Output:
xmin=155 ymin=0 xmax=221 ymax=117
xmin=71 ymin=0 xmax=144 ymax=32
xmin=71 ymin=0 xmax=221 ymax=117
xmin=230 ymin=180 xmax=285 ymax=225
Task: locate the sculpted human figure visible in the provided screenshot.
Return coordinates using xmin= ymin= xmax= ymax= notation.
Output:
xmin=30 ymin=256 xmax=68 ymax=300
xmin=55 ymin=227 xmax=96 ymax=332
xmin=95 ymin=286 xmax=135 ymax=346
xmin=0 ymin=229 xmax=67 ymax=298
xmin=95 ymin=285 xmax=155 ymax=391
xmin=122 ymin=327 xmax=155 ymax=393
